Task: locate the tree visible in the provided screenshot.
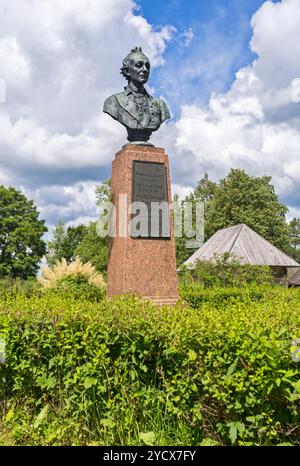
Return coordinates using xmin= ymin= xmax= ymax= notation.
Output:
xmin=175 ymin=235 xmax=191 ymax=267
xmin=46 ymin=221 xmax=87 ymax=267
xmin=193 ymin=172 xmax=217 ymax=204
xmin=74 ymin=222 xmax=108 ymax=275
xmin=289 ymin=218 xmax=300 ymax=261
xmin=46 ymin=181 xmax=111 ymax=271
xmin=175 ymin=174 xmax=217 ymax=265
xmin=0 ymin=185 xmax=47 ymax=278
xmin=46 ymin=220 xmax=66 ymax=267
xmin=204 ymin=169 xmax=290 ymax=252
xmin=95 ymin=179 xmax=111 ymax=208
xmin=46 ymin=221 xmax=108 ymax=274
xmin=175 ymin=169 xmax=291 ymax=265
xmin=63 ymin=225 xmax=87 ymax=263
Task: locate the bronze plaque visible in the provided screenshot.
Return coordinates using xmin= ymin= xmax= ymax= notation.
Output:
xmin=131 ymin=160 xmax=170 ymax=238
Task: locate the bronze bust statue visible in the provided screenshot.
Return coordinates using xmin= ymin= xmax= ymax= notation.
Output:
xmin=103 ymin=47 xmax=170 ymax=144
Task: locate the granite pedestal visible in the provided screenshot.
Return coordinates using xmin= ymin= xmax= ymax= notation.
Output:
xmin=107 ymin=144 xmax=179 ymax=306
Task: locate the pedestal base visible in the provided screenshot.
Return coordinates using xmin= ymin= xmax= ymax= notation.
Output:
xmin=107 ymin=144 xmax=179 ymax=306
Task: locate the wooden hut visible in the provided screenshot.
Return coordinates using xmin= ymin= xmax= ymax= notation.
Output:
xmin=183 ymin=223 xmax=299 ymax=282
xmin=288 ymin=268 xmax=300 ymax=287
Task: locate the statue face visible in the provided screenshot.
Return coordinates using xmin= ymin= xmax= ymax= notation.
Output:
xmin=127 ymin=53 xmax=150 ymax=85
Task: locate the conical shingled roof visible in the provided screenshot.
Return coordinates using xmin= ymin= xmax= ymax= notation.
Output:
xmin=183 ymin=224 xmax=300 ymax=268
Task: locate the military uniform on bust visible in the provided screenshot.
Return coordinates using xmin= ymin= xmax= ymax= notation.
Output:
xmin=103 ymin=85 xmax=170 ymax=143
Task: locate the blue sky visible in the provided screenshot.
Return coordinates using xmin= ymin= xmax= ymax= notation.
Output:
xmin=138 ymin=0 xmax=267 ymax=113
xmin=0 ymin=0 xmax=300 ymax=231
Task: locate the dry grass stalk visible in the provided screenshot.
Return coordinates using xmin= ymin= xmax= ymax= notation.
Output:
xmin=39 ymin=257 xmax=106 ymax=289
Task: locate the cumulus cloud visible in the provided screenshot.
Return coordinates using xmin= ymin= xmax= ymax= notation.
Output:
xmin=1 ymin=0 xmax=300 ymax=235
xmin=23 ymin=180 xmax=100 ymax=227
xmin=161 ymin=0 xmax=300 ymax=212
xmin=0 ymin=0 xmax=174 ymax=227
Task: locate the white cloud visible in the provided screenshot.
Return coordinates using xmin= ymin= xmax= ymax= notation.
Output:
xmin=291 ymin=78 xmax=300 ymax=104
xmin=179 ymin=28 xmax=194 ymax=47
xmin=231 ymin=0 xmax=300 ymax=124
xmin=124 ymin=12 xmax=175 ymax=66
xmin=171 ymin=183 xmax=194 ymax=200
xmin=2 ymin=0 xmax=300 ymax=234
xmin=0 ymin=0 xmax=174 ymax=227
xmin=287 ymin=206 xmax=300 ymax=222
xmin=0 ymin=37 xmax=31 ymax=86
xmin=23 ymin=180 xmax=100 ymax=228
xmin=161 ymin=0 xmax=300 ymax=213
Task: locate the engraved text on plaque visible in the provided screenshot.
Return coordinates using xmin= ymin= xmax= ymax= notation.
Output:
xmin=131 ymin=161 xmax=170 ymax=238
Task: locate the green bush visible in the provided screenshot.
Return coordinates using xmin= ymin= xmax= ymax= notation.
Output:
xmin=0 ymin=278 xmax=42 ymax=298
xmin=0 ymin=286 xmax=299 ymax=446
xmin=179 ymin=283 xmax=276 ymax=308
xmin=180 ymin=254 xmax=275 ymax=288
xmin=48 ymin=274 xmax=105 ymax=302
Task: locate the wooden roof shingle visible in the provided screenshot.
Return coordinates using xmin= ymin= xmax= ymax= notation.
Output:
xmin=183 ymin=223 xmax=299 ymax=268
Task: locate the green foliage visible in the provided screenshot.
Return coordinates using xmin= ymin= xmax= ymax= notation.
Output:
xmin=180 ymin=254 xmax=274 ymax=288
xmin=0 ymin=278 xmax=41 ymax=298
xmin=192 ymin=172 xmax=217 ymax=204
xmin=0 ymin=186 xmax=47 ymax=278
xmin=46 ymin=178 xmax=111 ymax=271
xmin=74 ymin=222 xmax=108 ymax=275
xmin=46 ymin=221 xmax=87 ymax=267
xmin=289 ymin=218 xmax=300 ymax=262
xmin=39 ymin=256 xmax=106 ymax=301
xmin=176 ymin=170 xmax=291 ymax=265
xmin=203 ymin=169 xmax=290 ymax=252
xmin=179 ymin=284 xmax=275 ymax=308
xmin=46 ymin=221 xmax=108 ymax=275
xmin=48 ymin=274 xmax=105 ymax=302
xmin=175 ymin=173 xmax=216 ymax=264
xmin=175 ymin=236 xmax=192 ymax=266
xmin=0 ymin=285 xmax=299 ymax=446
xmin=95 ymin=179 xmax=111 ymax=209
xmin=46 ymin=220 xmax=65 ymax=267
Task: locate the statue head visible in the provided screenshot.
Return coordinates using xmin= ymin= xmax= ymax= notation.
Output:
xmin=120 ymin=46 xmax=150 ymax=86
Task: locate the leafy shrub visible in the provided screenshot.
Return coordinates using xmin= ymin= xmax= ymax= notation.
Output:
xmin=179 ymin=283 xmax=275 ymax=308
xmin=0 ymin=286 xmax=299 ymax=446
xmin=38 ymin=257 xmax=106 ymax=301
xmin=0 ymin=278 xmax=42 ymax=298
xmin=52 ymin=274 xmax=105 ymax=301
xmin=180 ymin=254 xmax=274 ymax=288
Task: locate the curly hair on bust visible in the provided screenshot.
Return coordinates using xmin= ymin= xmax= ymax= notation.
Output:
xmin=120 ymin=46 xmax=149 ymax=81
